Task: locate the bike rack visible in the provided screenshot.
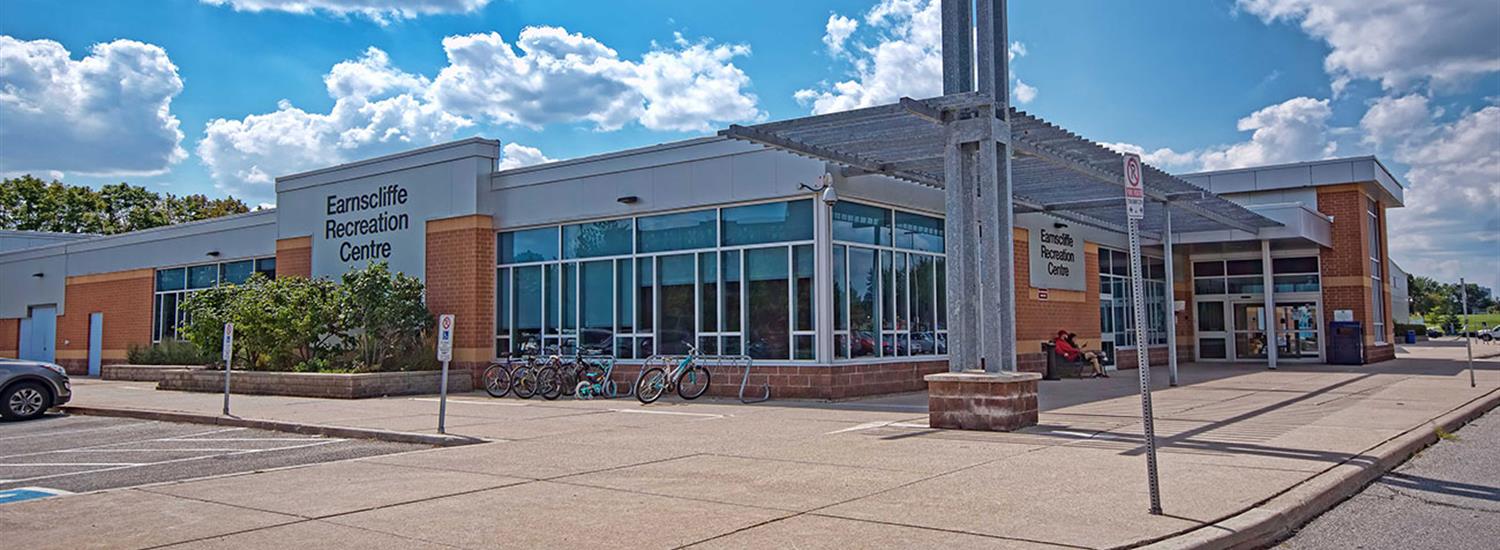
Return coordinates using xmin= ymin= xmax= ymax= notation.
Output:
xmin=635 ymin=353 xmax=770 ymax=404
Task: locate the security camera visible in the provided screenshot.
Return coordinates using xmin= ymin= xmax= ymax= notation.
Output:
xmin=820 ymin=185 xmax=839 ymax=206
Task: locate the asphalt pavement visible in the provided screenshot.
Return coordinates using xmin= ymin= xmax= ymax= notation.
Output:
xmin=1280 ymin=408 xmax=1500 ymax=549
xmin=0 ymin=414 xmax=426 ymax=502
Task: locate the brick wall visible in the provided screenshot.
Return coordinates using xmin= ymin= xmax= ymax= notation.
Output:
xmin=275 ymin=236 xmax=312 ymax=278
xmin=1012 ymin=228 xmax=1103 ymax=369
xmin=425 ymin=215 xmax=496 ymax=379
xmin=53 ymin=269 xmax=155 ymax=373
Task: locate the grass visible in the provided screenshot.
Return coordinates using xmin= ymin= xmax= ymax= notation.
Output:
xmin=1435 ymin=426 xmax=1461 ymax=441
xmin=1415 ymin=312 xmax=1500 ymax=329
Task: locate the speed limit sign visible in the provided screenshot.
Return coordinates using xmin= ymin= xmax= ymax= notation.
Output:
xmin=1124 ymin=153 xmax=1145 ymax=220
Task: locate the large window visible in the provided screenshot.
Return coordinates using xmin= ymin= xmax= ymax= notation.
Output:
xmin=1098 ymin=248 xmax=1167 ymax=355
xmin=153 ymin=257 xmax=275 ymax=342
xmin=1369 ymin=198 xmax=1386 ymax=343
xmin=496 ymin=200 xmax=816 ymax=361
xmin=1192 ymin=257 xmax=1320 ymax=296
xmin=830 ymin=201 xmax=946 ymax=360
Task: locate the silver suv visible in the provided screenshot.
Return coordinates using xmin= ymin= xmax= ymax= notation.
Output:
xmin=1 ymin=358 xmax=72 ymax=420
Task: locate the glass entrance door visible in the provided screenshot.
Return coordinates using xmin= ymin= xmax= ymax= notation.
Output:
xmin=1232 ymin=303 xmax=1270 ymax=360
xmin=1196 ymin=300 xmax=1229 ymax=360
xmin=1274 ymin=302 xmax=1320 ymax=359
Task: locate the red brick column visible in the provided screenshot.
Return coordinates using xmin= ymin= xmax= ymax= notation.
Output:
xmin=1316 ymin=185 xmax=1392 ymax=363
xmin=926 ymin=371 xmax=1040 ymax=431
xmin=275 ymin=237 xmax=312 ymax=278
xmin=0 ymin=318 xmax=18 ymax=358
xmin=424 ymin=215 xmax=496 ymax=382
xmin=54 ymin=269 xmax=155 ymax=374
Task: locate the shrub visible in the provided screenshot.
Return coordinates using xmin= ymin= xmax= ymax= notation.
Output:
xmin=177 ymin=262 xmax=433 ymax=372
xmin=126 ymin=340 xmax=210 ymax=365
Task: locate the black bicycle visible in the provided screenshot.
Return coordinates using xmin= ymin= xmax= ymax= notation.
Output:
xmin=481 ymin=358 xmax=514 ymax=398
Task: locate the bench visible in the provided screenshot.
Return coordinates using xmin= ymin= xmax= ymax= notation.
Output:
xmin=1040 ymin=341 xmax=1089 ymax=380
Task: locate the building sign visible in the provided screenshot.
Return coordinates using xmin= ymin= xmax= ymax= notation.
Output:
xmin=1029 ymin=224 xmax=1086 ymax=291
xmin=304 ymin=179 xmax=429 ymax=280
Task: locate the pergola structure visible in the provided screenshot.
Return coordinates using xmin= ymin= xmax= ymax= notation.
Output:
xmin=721 ymin=0 xmax=1279 ymax=375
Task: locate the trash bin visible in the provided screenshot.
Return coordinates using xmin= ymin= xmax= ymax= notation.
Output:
xmin=1405 ymin=330 xmax=1416 ymax=344
xmin=1328 ymin=321 xmax=1365 ymax=365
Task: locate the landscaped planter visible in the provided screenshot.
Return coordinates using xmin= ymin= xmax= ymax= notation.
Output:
xmin=155 ymin=369 xmax=472 ymax=399
xmin=102 ymin=364 xmax=208 ymax=382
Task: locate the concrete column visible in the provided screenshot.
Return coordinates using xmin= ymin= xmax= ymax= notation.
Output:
xmin=1261 ymin=239 xmax=1278 ymax=370
xmin=941 ymin=0 xmax=973 ymax=94
xmin=1163 ymin=208 xmax=1178 ymax=386
xmin=944 ymin=140 xmax=980 ymax=372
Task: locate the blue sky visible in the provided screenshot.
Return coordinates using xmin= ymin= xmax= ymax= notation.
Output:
xmin=1 ymin=0 xmax=1496 ymax=289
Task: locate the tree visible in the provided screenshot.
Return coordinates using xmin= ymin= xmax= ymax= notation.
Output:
xmin=0 ymin=175 xmax=249 ymax=235
xmin=340 ymin=262 xmax=434 ymax=370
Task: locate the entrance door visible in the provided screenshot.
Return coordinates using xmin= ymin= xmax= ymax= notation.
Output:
xmin=88 ymin=312 xmax=104 ymax=376
xmin=1274 ymin=302 xmax=1320 ymax=360
xmin=1195 ymin=299 xmax=1229 ymax=360
xmin=1232 ymin=302 xmax=1270 ymax=361
xmin=18 ymin=305 xmax=57 ymax=363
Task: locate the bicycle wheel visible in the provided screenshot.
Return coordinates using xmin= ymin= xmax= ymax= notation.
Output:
xmin=537 ymin=366 xmax=563 ymax=400
xmin=574 ymin=381 xmax=593 ymax=399
xmin=558 ymin=361 xmax=580 ymax=396
xmin=512 ymin=366 xmax=537 ymax=399
xmin=482 ymin=363 xmax=512 ymax=398
xmin=636 ymin=367 xmax=668 ymax=404
xmin=676 ymin=365 xmax=711 ymax=400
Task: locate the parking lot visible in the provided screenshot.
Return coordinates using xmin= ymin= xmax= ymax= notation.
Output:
xmin=0 ymin=415 xmax=427 ymax=503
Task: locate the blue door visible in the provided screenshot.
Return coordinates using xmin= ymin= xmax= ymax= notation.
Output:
xmin=88 ymin=312 xmax=104 ymax=376
xmin=19 ymin=305 xmax=57 ymax=363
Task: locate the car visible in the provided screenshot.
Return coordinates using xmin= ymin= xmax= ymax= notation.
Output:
xmin=1 ymin=357 xmax=72 ymax=421
xmin=1481 ymin=326 xmax=1497 ymax=342
xmin=1427 ymin=328 xmax=1444 ymax=338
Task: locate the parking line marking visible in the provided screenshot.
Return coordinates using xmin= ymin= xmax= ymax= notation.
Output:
xmin=826 ymin=421 xmax=896 ymax=434
xmin=155 ymin=437 xmax=330 ymax=442
xmin=410 ymin=397 xmax=528 ymax=407
xmin=59 ymin=448 xmax=266 ymax=453
xmin=0 ymin=427 xmax=255 ymax=461
xmin=610 ymin=408 xmax=725 ymax=418
xmin=0 ymin=463 xmax=145 ymax=467
xmin=0 ymin=421 xmax=156 ymax=442
xmin=3 ymin=439 xmax=344 ymax=484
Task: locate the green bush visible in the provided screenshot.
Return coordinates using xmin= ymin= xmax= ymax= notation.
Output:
xmin=126 ymin=340 xmax=210 ymax=365
xmin=178 ymin=262 xmax=433 ymax=373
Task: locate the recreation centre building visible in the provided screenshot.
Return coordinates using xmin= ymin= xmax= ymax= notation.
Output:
xmin=0 ymin=127 xmax=1405 ymax=399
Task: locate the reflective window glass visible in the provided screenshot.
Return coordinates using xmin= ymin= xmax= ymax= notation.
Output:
xmin=156 ymin=268 xmax=186 ymax=291
xmin=255 ymin=258 xmax=276 ymax=278
xmin=563 ymin=219 xmax=632 ymax=259
xmin=500 ymin=227 xmax=558 ymax=264
xmin=794 ymin=245 xmax=814 ymax=332
xmin=187 ymin=265 xmax=218 ymax=289
xmin=894 ymin=212 xmax=944 ymax=252
xmin=849 ymin=248 xmax=879 ymax=358
xmin=745 ymin=247 xmax=790 ymax=359
xmin=616 ymin=260 xmax=633 ymax=333
xmin=1226 ymin=259 xmax=1263 ymax=276
xmin=1193 ymin=261 xmax=1223 ymax=277
xmin=832 ymin=202 xmax=892 ymax=246
xmin=1272 ymin=257 xmax=1318 ymax=274
xmin=638 ymin=210 xmax=716 ymax=253
xmin=833 ymin=246 xmax=847 ymax=330
xmin=722 ymin=252 xmax=741 ymax=333
xmin=221 ymin=260 xmax=254 ymax=285
xmin=657 ymin=254 xmax=695 ymax=354
xmin=580 ymin=261 xmax=614 ymax=353
xmin=700 ymin=252 xmax=718 ymax=333
xmin=721 ymin=200 xmax=813 ymax=246
xmin=514 ymin=266 xmax=542 ymax=353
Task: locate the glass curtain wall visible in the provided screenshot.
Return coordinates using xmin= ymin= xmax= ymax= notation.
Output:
xmin=496 ymin=200 xmax=816 ymax=361
xmin=1097 ymin=247 xmax=1168 ymax=363
xmin=829 ymin=202 xmax=946 ymax=360
xmin=153 ymin=257 xmax=276 ymax=342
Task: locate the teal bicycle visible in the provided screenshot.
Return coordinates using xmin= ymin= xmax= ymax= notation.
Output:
xmin=573 ymin=355 xmax=619 ymax=399
xmin=635 ymin=343 xmax=711 ymax=404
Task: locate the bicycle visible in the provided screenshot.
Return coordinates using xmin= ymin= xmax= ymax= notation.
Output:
xmin=481 ymin=357 xmax=515 ymax=398
xmin=574 ymin=355 xmax=619 ymax=399
xmin=636 ymin=343 xmax=712 ymax=404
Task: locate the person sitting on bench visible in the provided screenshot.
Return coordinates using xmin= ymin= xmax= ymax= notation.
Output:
xmin=1053 ymin=330 xmax=1107 ymax=378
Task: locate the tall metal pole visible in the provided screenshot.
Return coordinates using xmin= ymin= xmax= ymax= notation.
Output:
xmin=1129 ymin=215 xmax=1162 ymax=515
xmin=1261 ymin=240 xmax=1278 ymax=370
xmin=1462 ymin=278 xmax=1474 ymax=388
xmin=1163 ymin=207 xmax=1178 ymax=386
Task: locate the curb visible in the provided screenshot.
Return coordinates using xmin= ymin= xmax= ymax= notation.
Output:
xmin=59 ymin=405 xmax=487 ymax=448
xmin=1139 ymin=385 xmax=1500 ymax=550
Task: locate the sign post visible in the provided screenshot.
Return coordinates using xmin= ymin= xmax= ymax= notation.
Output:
xmin=1461 ymin=279 xmax=1474 ymax=388
xmin=436 ymin=314 xmax=455 ymax=434
xmin=1123 ymin=153 xmax=1162 ymax=515
xmin=222 ymin=322 xmax=234 ymax=416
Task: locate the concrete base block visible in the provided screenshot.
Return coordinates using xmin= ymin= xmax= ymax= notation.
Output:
xmin=924 ymin=370 xmax=1041 ymax=432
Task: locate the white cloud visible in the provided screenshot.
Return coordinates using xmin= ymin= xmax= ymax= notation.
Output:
xmin=497 ymin=142 xmax=552 ymax=170
xmin=823 ymin=14 xmax=858 ymax=56
xmin=0 ymin=36 xmax=186 ymax=177
xmin=1372 ymin=98 xmax=1500 ymax=289
xmin=1103 ymin=97 xmax=1337 ymax=172
xmin=796 ymin=0 xmax=1034 ymax=114
xmin=200 ymin=0 xmax=491 ymax=25
xmin=1198 ymin=97 xmax=1336 ymax=170
xmin=429 ymin=28 xmax=762 ymax=132
xmin=1237 ymin=0 xmax=1500 ymax=93
xmin=196 ymin=47 xmax=472 ymax=199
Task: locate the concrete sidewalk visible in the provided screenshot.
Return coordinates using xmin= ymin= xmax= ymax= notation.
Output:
xmin=5 ymin=341 xmax=1498 ymax=549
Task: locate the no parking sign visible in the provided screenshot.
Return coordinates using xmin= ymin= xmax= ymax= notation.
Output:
xmin=436 ymin=314 xmax=454 ymax=362
xmin=1124 ymin=153 xmax=1144 ymax=220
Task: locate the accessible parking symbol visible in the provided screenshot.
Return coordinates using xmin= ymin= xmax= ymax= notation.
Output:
xmin=0 ymin=487 xmax=71 ymax=505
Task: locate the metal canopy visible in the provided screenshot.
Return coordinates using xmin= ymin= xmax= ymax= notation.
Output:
xmin=720 ymin=93 xmax=1281 ymax=239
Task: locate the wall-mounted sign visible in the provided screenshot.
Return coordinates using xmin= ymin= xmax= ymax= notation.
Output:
xmin=1334 ymin=309 xmax=1354 ymax=322
xmin=1029 ymin=225 xmax=1086 ymax=291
